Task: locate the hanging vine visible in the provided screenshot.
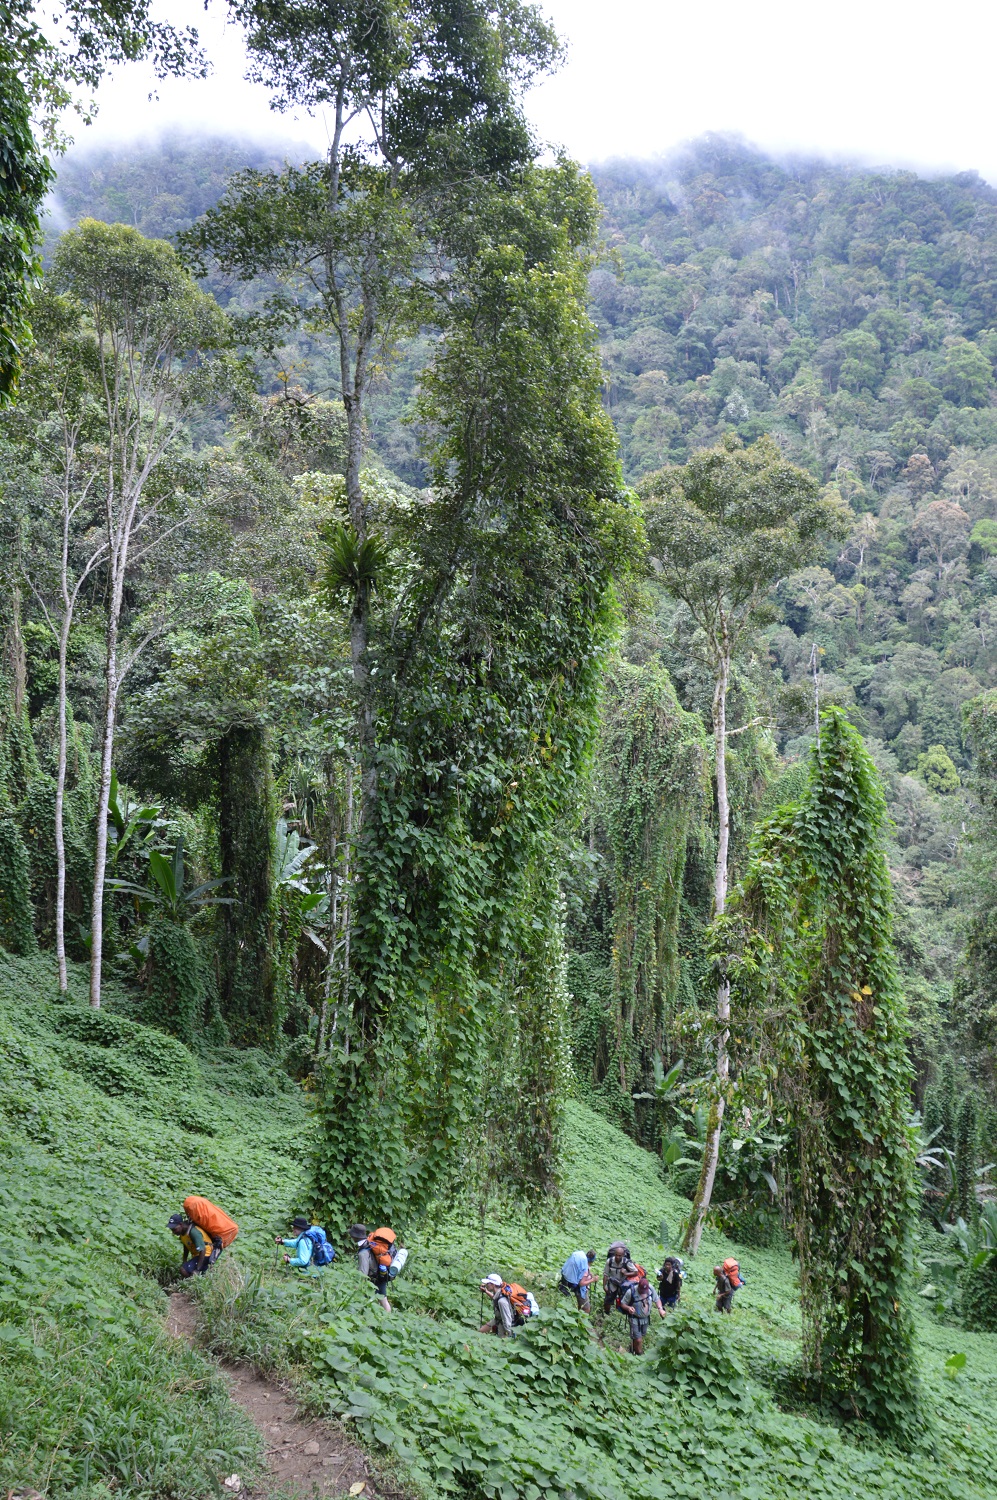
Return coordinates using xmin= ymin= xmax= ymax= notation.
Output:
xmin=721 ymin=708 xmax=919 ymax=1439
xmin=576 ymin=659 xmax=705 ymax=1134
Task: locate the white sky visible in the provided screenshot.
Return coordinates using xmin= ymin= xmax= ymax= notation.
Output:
xmin=72 ymin=0 xmax=997 ymax=182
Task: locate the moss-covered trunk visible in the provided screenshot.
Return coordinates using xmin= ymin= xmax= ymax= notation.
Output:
xmin=216 ymin=724 xmax=277 ymax=1047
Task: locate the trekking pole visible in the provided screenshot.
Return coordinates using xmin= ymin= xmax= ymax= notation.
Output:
xmin=479 ymin=1288 xmax=484 ymax=1328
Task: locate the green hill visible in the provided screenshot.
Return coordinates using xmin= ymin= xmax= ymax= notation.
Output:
xmin=4 ymin=953 xmax=997 ymax=1500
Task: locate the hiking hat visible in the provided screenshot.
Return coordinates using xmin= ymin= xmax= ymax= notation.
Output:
xmin=167 ymin=1213 xmax=186 ymax=1232
xmin=482 ymin=1273 xmax=503 ymax=1287
xmin=348 ymin=1223 xmax=368 ymax=1243
xmin=291 ymin=1216 xmax=310 ymax=1231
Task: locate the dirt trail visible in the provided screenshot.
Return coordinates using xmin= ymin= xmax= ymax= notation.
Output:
xmin=167 ymin=1293 xmax=392 ymax=1500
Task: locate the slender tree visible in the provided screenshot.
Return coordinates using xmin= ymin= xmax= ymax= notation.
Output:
xmin=641 ymin=433 xmax=846 ymax=1253
xmin=51 ymin=221 xmax=230 ymax=1007
xmin=14 ymin=292 xmax=106 ymax=988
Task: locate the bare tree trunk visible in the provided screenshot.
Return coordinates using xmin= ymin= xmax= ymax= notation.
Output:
xmin=683 ymin=641 xmax=731 ymax=1255
xmin=54 ymin=610 xmax=71 ymax=992
xmin=89 ymin=611 xmax=119 ymax=1009
xmin=340 ymin=760 xmax=354 ymax=1047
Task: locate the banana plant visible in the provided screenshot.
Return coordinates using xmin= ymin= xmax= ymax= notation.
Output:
xmin=274 ymin=817 xmax=318 ymax=893
xmin=107 ymin=769 xmax=162 ymax=868
xmin=110 ymin=834 xmax=232 ymax=925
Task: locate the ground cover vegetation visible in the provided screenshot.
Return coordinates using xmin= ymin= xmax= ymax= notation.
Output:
xmin=4 ymin=3 xmax=997 ymax=1488
xmin=4 ymin=956 xmax=997 ymax=1500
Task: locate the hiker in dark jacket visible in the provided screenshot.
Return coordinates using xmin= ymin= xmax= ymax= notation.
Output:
xmin=559 ymin=1249 xmax=597 ymax=1310
xmin=168 ymin=1213 xmax=214 ymax=1277
xmin=658 ymin=1256 xmax=683 ymax=1309
xmin=602 ymin=1242 xmax=637 ymax=1313
xmin=618 ymin=1274 xmax=664 ymax=1355
xmin=714 ymin=1264 xmax=734 ymax=1313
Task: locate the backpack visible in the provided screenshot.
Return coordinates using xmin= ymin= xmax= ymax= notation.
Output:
xmin=722 ymin=1257 xmax=742 ymax=1289
xmin=183 ymin=1196 xmax=238 ymax=1249
xmin=501 ymin=1282 xmax=533 ymax=1321
xmin=366 ymin=1227 xmax=398 ymax=1269
xmin=615 ymin=1265 xmax=647 ymax=1311
xmin=306 ymin=1227 xmax=336 ymax=1267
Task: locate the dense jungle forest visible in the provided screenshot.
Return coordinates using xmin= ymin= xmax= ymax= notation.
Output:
xmin=5 ymin=1 xmax=997 ymax=1494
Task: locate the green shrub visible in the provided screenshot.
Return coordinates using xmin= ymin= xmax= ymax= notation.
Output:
xmin=962 ymin=1257 xmax=997 ymax=1332
xmin=654 ymin=1305 xmax=747 ymax=1406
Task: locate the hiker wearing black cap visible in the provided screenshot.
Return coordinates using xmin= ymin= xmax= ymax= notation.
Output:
xmin=168 ymin=1213 xmax=215 ymax=1277
xmin=658 ymin=1256 xmax=684 ymax=1309
xmin=618 ymin=1272 xmax=665 ymax=1355
xmin=602 ymin=1242 xmax=637 ymax=1313
xmin=275 ymin=1216 xmax=335 ymax=1273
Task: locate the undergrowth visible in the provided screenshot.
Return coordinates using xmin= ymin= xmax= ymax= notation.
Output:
xmin=0 ymin=952 xmax=307 ymax=1498
xmin=5 ymin=951 xmax=997 ymax=1499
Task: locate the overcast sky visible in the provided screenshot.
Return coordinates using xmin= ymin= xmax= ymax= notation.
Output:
xmin=74 ymin=0 xmax=997 ymax=181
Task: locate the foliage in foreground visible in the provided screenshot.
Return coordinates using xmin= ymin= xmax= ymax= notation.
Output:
xmin=5 ymin=954 xmax=997 ymax=1500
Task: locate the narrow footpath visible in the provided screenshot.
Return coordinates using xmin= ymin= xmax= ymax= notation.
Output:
xmin=167 ymin=1294 xmax=395 ymax=1499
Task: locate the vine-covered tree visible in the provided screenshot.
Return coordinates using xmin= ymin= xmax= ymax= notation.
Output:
xmin=184 ymin=0 xmax=559 ymax=845
xmin=642 ymin=434 xmax=847 ymax=1252
xmin=310 ymin=161 xmax=640 ymax=1226
xmin=724 ymin=710 xmax=918 ymax=1436
xmin=596 ymin=658 xmax=705 ymax=1127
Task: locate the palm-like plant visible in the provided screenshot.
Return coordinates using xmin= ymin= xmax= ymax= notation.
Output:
xmin=110 ymin=835 xmax=232 ymax=924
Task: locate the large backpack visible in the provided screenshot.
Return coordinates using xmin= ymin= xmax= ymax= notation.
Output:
xmin=722 ymin=1257 xmax=742 ymax=1289
xmin=501 ymin=1282 xmax=534 ymax=1321
xmin=367 ymin=1227 xmax=398 ymax=1269
xmin=183 ymin=1196 xmax=238 ymax=1249
xmin=306 ymin=1227 xmax=336 ymax=1267
xmin=615 ymin=1264 xmax=647 ymax=1312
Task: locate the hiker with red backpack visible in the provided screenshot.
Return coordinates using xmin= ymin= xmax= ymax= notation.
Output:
xmin=276 ymin=1216 xmax=336 ymax=1273
xmin=602 ymin=1241 xmax=637 ymax=1313
xmin=713 ymin=1257 xmax=744 ymax=1313
xmin=348 ymin=1223 xmax=408 ymax=1311
xmin=617 ymin=1270 xmax=665 ymax=1355
xmin=480 ymin=1273 xmax=536 ymax=1335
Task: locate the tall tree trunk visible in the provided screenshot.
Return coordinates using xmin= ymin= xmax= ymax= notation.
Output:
xmin=683 ymin=641 xmax=731 ymax=1255
xmin=89 ymin=615 xmax=119 ymax=1008
xmin=317 ymin=787 xmax=339 ymax=1057
xmin=54 ymin=610 xmax=71 ymax=992
xmin=340 ymin=759 xmax=353 ymax=1044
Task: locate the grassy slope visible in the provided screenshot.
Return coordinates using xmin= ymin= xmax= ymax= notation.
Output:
xmin=3 ymin=953 xmax=997 ymax=1499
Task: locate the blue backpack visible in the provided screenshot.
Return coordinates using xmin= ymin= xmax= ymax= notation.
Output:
xmin=306 ymin=1227 xmax=336 ymax=1267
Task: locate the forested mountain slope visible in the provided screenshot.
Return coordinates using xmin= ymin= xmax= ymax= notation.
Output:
xmin=39 ymin=125 xmax=997 ymax=1182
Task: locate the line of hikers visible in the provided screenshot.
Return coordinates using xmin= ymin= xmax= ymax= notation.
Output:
xmin=167 ymin=1200 xmax=408 ymax=1309
xmin=168 ymin=1199 xmax=743 ymax=1353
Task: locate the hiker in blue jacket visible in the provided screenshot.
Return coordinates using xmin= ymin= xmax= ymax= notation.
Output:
xmin=559 ymin=1249 xmax=597 ymax=1310
xmin=276 ymin=1216 xmax=334 ymax=1273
